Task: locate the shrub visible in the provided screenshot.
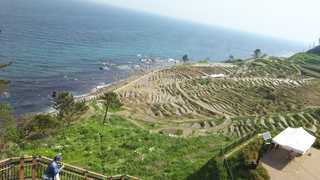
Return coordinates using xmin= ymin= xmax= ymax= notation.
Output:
xmin=0 ymin=103 xmax=19 ymax=145
xmin=19 ymin=114 xmax=62 ymax=140
xmin=197 ymin=60 xmax=209 ymax=64
xmin=226 ymin=137 xmax=270 ymax=180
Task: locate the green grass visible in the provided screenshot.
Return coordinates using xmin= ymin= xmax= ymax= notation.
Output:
xmin=187 ymin=136 xmax=270 ymax=180
xmin=237 ymin=57 xmax=301 ymax=78
xmin=288 ymin=53 xmax=320 ymax=77
xmin=9 ymin=114 xmax=231 ymax=180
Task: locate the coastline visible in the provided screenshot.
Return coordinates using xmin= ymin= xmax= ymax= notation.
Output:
xmin=38 ymin=61 xmax=234 ymax=115
xmin=32 ymin=60 xmax=178 ymax=115
xmin=74 ymin=64 xmax=172 ymax=103
xmin=41 ymin=70 xmax=149 ymax=115
xmin=75 ymin=61 xmax=237 ymax=103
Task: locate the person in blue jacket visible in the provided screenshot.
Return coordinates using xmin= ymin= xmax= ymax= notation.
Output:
xmin=43 ymin=154 xmax=64 ymax=180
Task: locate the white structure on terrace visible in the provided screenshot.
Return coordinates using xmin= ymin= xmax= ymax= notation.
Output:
xmin=272 ymin=127 xmax=316 ymax=154
xmin=202 ymin=73 xmax=226 ymax=79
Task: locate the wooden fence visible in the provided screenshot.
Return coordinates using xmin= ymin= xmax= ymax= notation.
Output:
xmin=218 ymin=131 xmax=259 ymax=180
xmin=0 ymin=156 xmax=139 ymax=180
xmin=219 ymin=131 xmax=257 ymax=156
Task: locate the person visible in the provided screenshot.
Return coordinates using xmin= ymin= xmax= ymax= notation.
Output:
xmin=43 ymin=154 xmax=64 ymax=180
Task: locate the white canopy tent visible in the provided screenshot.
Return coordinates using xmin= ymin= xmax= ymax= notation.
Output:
xmin=272 ymin=127 xmax=316 ymax=154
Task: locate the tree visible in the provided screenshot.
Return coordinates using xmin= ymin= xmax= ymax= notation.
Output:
xmin=52 ymin=92 xmax=75 ymax=120
xmin=253 ymin=49 xmax=262 ymax=59
xmin=0 ymin=103 xmax=19 ymax=149
xmin=0 ymin=63 xmax=17 ymax=149
xmin=100 ymin=92 xmax=122 ymax=124
xmin=52 ymin=92 xmax=88 ymax=126
xmin=182 ymin=54 xmax=189 ymax=64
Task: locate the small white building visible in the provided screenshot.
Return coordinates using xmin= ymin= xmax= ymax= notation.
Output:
xmin=202 ymin=73 xmax=226 ymax=79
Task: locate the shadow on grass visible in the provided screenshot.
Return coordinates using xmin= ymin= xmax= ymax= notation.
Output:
xmin=186 ymin=157 xmax=227 ymax=180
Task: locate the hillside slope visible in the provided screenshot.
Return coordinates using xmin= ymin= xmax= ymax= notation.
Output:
xmin=307 ymin=45 xmax=320 ymax=55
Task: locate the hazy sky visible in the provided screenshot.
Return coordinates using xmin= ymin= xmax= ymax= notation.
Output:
xmin=89 ymin=0 xmax=320 ymax=43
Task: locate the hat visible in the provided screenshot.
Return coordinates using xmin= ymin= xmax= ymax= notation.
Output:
xmin=54 ymin=154 xmax=62 ymax=161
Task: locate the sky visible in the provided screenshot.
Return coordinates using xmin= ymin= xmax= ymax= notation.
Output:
xmin=88 ymin=0 xmax=320 ymax=44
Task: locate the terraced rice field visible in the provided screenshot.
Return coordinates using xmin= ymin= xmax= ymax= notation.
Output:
xmin=152 ymin=109 xmax=320 ymax=137
xmin=226 ymin=110 xmax=320 ymax=137
xmin=110 ymin=55 xmax=320 ymax=136
xmin=233 ymin=58 xmax=302 ymax=78
xmin=115 ymin=63 xmax=310 ymax=121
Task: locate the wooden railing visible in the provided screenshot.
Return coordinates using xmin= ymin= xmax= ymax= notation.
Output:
xmin=219 ymin=131 xmax=258 ymax=156
xmin=0 ymin=156 xmax=139 ymax=180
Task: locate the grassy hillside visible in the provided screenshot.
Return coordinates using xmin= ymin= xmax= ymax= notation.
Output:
xmin=233 ymin=57 xmax=301 ymax=78
xmin=187 ymin=135 xmax=269 ymax=180
xmin=307 ymin=45 xmax=320 ymax=55
xmin=288 ymin=52 xmax=320 ymax=78
xmin=4 ymin=111 xmax=232 ymax=180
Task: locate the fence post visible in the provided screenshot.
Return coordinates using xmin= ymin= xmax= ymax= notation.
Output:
xmin=32 ymin=156 xmax=37 ymax=180
xmin=84 ymin=171 xmax=88 ymax=180
xmin=19 ymin=157 xmax=24 ymax=180
xmin=223 ymin=158 xmax=234 ymax=180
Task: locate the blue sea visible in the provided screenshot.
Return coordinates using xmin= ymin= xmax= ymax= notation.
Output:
xmin=0 ymin=0 xmax=303 ymax=115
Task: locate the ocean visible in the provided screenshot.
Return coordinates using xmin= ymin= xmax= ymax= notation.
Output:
xmin=0 ymin=0 xmax=303 ymax=115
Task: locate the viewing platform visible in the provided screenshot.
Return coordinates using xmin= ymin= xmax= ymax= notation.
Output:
xmin=0 ymin=156 xmax=139 ymax=180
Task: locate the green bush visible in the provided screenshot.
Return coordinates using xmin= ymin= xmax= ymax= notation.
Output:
xmin=197 ymin=60 xmax=209 ymax=64
xmin=227 ymin=137 xmax=270 ymax=180
xmin=0 ymin=103 xmax=19 ymax=144
xmin=19 ymin=114 xmax=62 ymax=140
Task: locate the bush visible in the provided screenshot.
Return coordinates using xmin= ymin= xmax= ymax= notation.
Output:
xmin=198 ymin=79 xmax=210 ymax=86
xmin=227 ymin=137 xmax=270 ymax=180
xmin=197 ymin=60 xmax=209 ymax=64
xmin=0 ymin=103 xmax=19 ymax=144
xmin=19 ymin=114 xmax=62 ymax=140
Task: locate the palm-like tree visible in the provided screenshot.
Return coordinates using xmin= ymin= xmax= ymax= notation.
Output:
xmin=100 ymin=92 xmax=122 ymax=124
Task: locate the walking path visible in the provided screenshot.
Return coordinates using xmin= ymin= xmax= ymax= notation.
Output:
xmin=262 ymin=147 xmax=320 ymax=180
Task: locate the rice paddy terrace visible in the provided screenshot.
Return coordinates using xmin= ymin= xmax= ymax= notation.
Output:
xmin=112 ymin=53 xmax=320 ymax=137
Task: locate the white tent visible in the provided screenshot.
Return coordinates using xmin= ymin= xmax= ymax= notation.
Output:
xmin=272 ymin=127 xmax=316 ymax=154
